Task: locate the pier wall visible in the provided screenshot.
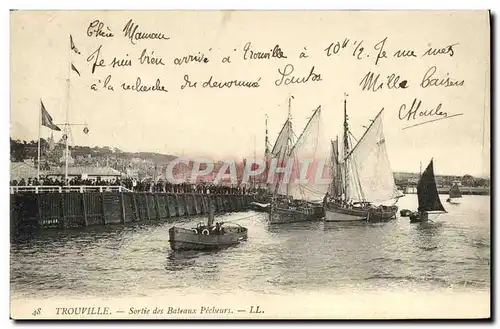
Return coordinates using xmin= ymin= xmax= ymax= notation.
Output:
xmin=10 ymin=192 xmax=251 ymax=232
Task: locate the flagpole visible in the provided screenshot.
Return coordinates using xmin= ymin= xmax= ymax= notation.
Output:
xmin=65 ymin=36 xmax=71 ymax=184
xmin=37 ymin=100 xmax=41 ymax=180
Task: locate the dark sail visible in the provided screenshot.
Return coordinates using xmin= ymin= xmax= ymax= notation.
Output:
xmin=449 ymin=184 xmax=462 ymax=198
xmin=417 ymin=160 xmax=446 ymax=212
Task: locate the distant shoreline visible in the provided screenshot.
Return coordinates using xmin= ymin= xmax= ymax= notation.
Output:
xmin=403 ymin=186 xmax=490 ymax=196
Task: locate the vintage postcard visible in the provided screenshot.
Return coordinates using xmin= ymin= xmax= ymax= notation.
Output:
xmin=9 ymin=10 xmax=490 ymax=319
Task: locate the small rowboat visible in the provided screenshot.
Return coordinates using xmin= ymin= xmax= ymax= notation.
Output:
xmin=168 ymin=224 xmax=248 ymax=251
xmin=168 ymin=198 xmax=248 ymax=251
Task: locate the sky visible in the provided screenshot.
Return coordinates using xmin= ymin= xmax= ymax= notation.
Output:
xmin=10 ymin=10 xmax=490 ymax=177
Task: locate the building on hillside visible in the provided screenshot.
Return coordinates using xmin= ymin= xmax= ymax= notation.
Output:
xmin=45 ymin=166 xmax=122 ymax=182
xmin=59 ymin=152 xmax=75 ymax=166
xmin=10 ymin=162 xmax=39 ymax=182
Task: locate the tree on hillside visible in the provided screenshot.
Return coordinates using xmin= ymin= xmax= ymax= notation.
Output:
xmin=10 ymin=138 xmax=49 ymax=161
xmin=462 ymin=174 xmax=475 ymax=187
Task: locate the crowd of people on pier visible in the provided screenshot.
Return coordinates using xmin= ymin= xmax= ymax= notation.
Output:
xmin=10 ymin=176 xmax=119 ymax=187
xmin=10 ymin=176 xmax=268 ymax=196
xmin=121 ymin=179 xmax=266 ymax=195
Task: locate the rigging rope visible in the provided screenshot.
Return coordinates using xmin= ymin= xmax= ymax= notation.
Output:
xmin=348 ymin=131 xmax=358 ymax=143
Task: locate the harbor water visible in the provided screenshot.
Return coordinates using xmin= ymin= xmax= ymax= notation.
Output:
xmin=10 ymin=194 xmax=490 ymax=300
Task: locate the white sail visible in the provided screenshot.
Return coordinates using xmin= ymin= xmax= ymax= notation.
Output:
xmin=268 ymin=119 xmax=294 ymax=195
xmin=286 ymin=107 xmax=330 ymax=203
xmin=271 ymin=119 xmax=293 ymax=157
xmin=345 ymin=157 xmax=363 ymax=201
xmin=345 ymin=110 xmax=398 ymax=203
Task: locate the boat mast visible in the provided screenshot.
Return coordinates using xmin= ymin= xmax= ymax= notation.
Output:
xmin=343 ymin=108 xmax=385 ymax=203
xmin=287 ymin=94 xmax=294 ymax=155
xmin=253 ymin=135 xmax=256 ymax=188
xmin=329 ymin=138 xmax=336 ymax=198
xmin=343 ymin=98 xmax=349 ymax=200
xmin=264 ymin=114 xmax=269 ymax=187
xmin=265 ymin=114 xmax=269 ymax=157
xmin=285 ymin=94 xmax=293 ymax=196
xmin=333 ymin=135 xmax=341 ymax=198
xmin=288 ymin=94 xmax=292 ymax=120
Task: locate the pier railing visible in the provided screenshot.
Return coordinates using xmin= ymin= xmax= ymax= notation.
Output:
xmin=10 ymin=185 xmax=133 ymax=194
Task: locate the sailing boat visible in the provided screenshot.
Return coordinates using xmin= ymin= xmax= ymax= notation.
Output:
xmin=249 ymin=123 xmax=272 ymax=212
xmin=446 ymin=181 xmax=463 ymax=204
xmin=268 ymin=98 xmax=295 ymax=191
xmin=250 ymin=114 xmax=274 ymax=212
xmin=409 ymin=159 xmax=447 ymax=223
xmin=324 ymin=99 xmax=401 ymax=222
xmin=169 ymin=198 xmax=248 ymax=250
xmin=269 ymin=104 xmax=329 ymax=224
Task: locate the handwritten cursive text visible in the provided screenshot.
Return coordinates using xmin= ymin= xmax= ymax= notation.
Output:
xmin=122 ymin=19 xmax=170 ymax=45
xmin=121 ymin=77 xmax=168 ymax=92
xmin=399 ymin=98 xmax=448 ymax=121
xmin=420 ymin=66 xmax=465 ymax=88
xmin=87 ymin=20 xmax=114 ymax=38
xmin=275 ymin=64 xmax=322 ymax=87
xmin=359 ymin=71 xmax=409 ymax=92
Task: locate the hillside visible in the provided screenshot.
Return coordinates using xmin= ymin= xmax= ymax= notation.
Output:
xmin=10 ymin=138 xmax=490 ymax=186
xmin=10 ymin=138 xmax=177 ymax=164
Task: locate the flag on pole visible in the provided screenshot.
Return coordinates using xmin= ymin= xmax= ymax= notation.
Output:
xmin=70 ymin=34 xmax=82 ymax=77
xmin=71 ymin=63 xmax=81 ymax=76
xmin=70 ymin=34 xmax=81 ymax=55
xmin=41 ymin=101 xmax=61 ymax=131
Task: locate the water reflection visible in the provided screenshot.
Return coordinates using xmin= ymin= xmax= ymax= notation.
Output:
xmin=265 ymin=220 xmax=322 ymax=234
xmin=10 ymin=195 xmax=491 ymax=299
xmin=165 ymin=249 xmax=228 ymax=272
xmin=323 ymin=220 xmax=368 ymax=231
xmin=410 ymin=219 xmax=445 ymax=249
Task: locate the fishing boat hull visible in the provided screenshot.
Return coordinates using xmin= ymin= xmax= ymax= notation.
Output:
xmin=325 ymin=204 xmax=398 ymax=222
xmin=168 ymin=226 xmax=248 ymax=251
xmin=312 ymin=204 xmax=325 ymax=218
xmin=269 ymin=206 xmax=317 ymax=224
xmin=366 ymin=205 xmax=398 ymax=222
xmin=446 ymin=197 xmax=462 ymax=204
xmin=324 ymin=208 xmax=367 ymax=222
